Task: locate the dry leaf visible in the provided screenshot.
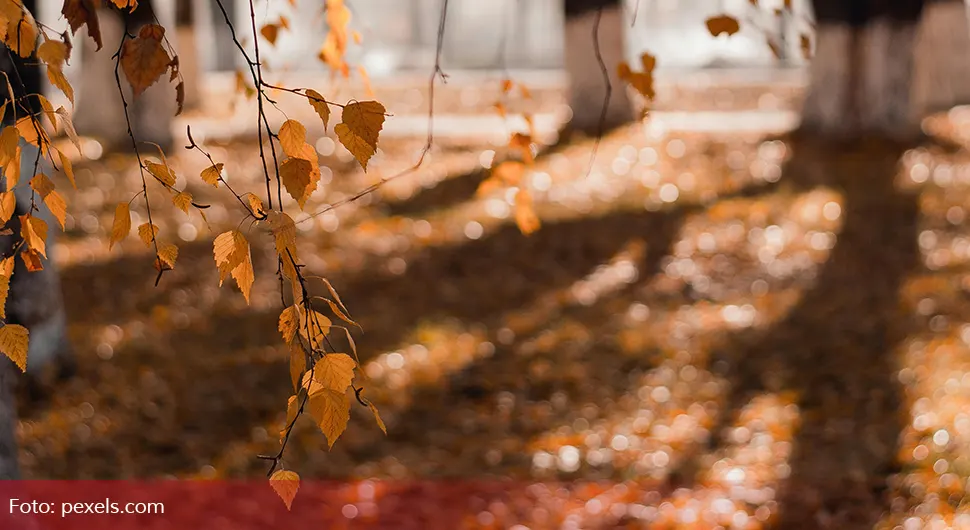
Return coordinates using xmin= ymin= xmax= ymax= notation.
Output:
xmin=269 ymin=470 xmax=299 ymax=511
xmin=260 ymin=23 xmax=280 ymax=45
xmin=617 ymin=52 xmax=657 ymax=101
xmin=20 ymin=215 xmax=47 ymax=258
xmin=56 ymin=148 xmax=77 ymax=188
xmin=173 ymin=191 xmax=192 ymax=213
xmin=334 ymin=101 xmax=385 ymax=170
xmin=279 ymin=306 xmax=299 ymax=344
xmin=312 ymin=353 xmax=356 ymax=391
xmin=308 ymin=388 xmax=349 ymax=449
xmin=0 ymin=191 xmax=14 ymax=225
xmin=243 ymin=192 xmax=266 ymax=218
xmin=156 ymin=243 xmax=178 ymax=269
xmin=0 ymin=257 xmax=13 ymax=320
xmin=0 ymin=324 xmax=28 ymax=372
xmin=145 ymin=160 xmax=176 ymax=187
xmin=706 ymin=15 xmax=741 ymax=37
xmin=55 ymin=107 xmax=82 ymax=155
xmin=367 ymin=401 xmax=386 ymax=433
xmin=137 ymin=223 xmax=159 ymax=246
xmin=200 ymin=163 xmax=223 ymax=187
xmin=20 ymin=249 xmax=43 ymax=272
xmin=62 ymin=0 xmax=102 ymax=50
xmin=280 ymin=157 xmax=312 ymax=206
xmin=110 ymin=203 xmax=130 ymax=249
xmin=278 ymin=120 xmax=306 ymax=158
xmin=305 ymin=89 xmax=330 ymax=131
xmin=121 ymin=24 xmax=171 ymax=97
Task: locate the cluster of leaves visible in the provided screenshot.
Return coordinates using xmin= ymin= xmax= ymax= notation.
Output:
xmin=0 ymin=0 xmax=402 ymax=508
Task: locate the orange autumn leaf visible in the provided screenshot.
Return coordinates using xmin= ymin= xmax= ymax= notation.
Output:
xmin=121 ymin=24 xmax=172 ymax=96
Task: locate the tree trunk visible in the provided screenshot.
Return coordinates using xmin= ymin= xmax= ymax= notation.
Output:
xmin=911 ymin=0 xmax=970 ymax=115
xmin=802 ymin=0 xmax=924 ymax=138
xmin=73 ymin=1 xmax=176 ymax=152
xmin=175 ymin=0 xmax=202 ymax=110
xmin=562 ymin=0 xmax=634 ymax=136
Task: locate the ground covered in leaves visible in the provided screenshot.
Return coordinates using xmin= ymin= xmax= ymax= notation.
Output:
xmin=15 ymin=100 xmax=970 ymax=528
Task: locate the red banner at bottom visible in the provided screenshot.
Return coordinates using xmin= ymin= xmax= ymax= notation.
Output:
xmin=0 ymin=480 xmax=673 ymax=529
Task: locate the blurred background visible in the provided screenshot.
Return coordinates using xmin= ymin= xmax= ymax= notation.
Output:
xmin=16 ymin=0 xmax=970 ymax=528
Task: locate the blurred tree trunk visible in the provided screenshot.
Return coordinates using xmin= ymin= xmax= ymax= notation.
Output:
xmin=562 ymin=0 xmax=634 ymax=136
xmin=802 ymin=0 xmax=924 ymax=138
xmin=73 ymin=1 xmax=176 ymax=152
xmin=0 ymin=0 xmax=77 ymax=485
xmin=911 ymin=0 xmax=970 ymax=115
xmin=175 ymin=0 xmax=202 ymax=110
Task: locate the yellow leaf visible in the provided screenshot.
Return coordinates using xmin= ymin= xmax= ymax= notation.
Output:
xmin=0 ymin=125 xmax=19 ymax=167
xmin=121 ymin=24 xmax=172 ymax=97
xmin=243 ymin=192 xmax=266 ymax=218
xmin=213 ymin=230 xmax=253 ymax=302
xmin=0 ymin=257 xmax=14 ymax=319
xmin=20 ymin=249 xmax=43 ymax=272
xmin=16 ymin=116 xmax=49 ymax=148
xmin=109 ymin=203 xmax=131 ymax=249
xmin=260 ymin=23 xmax=280 ymax=45
xmin=280 ymin=158 xmax=312 ymax=206
xmin=38 ymin=39 xmax=74 ymax=103
xmin=49 ymin=66 xmax=75 ymax=104
xmin=300 ymin=309 xmax=332 ymax=349
xmin=200 ymin=163 xmax=223 ymax=187
xmin=40 ymin=189 xmax=67 ymax=230
xmin=156 ymin=243 xmax=178 ymax=269
xmin=617 ymin=52 xmax=657 ymax=101
xmin=0 ymin=191 xmax=14 ymax=225
xmin=279 ymin=305 xmax=299 ymax=344
xmin=334 ymin=101 xmax=385 ymax=170
xmin=213 ymin=230 xmax=244 ymax=282
xmin=137 ymin=223 xmax=159 ymax=247
xmin=289 ymin=342 xmax=305 ymax=391
xmin=278 ymin=119 xmax=306 ymax=158
xmin=55 ymin=107 xmax=82 ymax=156
xmin=109 ymin=0 xmax=139 ymax=12
xmin=37 ymin=38 xmax=68 ymax=67
xmin=62 ymin=0 xmax=103 ymax=51
xmin=269 ymin=470 xmax=299 ymax=511
xmin=706 ymin=15 xmax=740 ymax=37
xmin=312 ymin=353 xmax=356 ymax=392
xmin=232 ymin=247 xmax=255 ymax=304
xmin=308 ymin=388 xmax=349 ymax=449
xmin=20 ymin=215 xmax=47 ymax=258
xmin=36 ymin=95 xmax=57 ymax=131
xmin=367 ymin=401 xmax=386 ymax=434
xmin=56 ymin=148 xmax=76 ymax=188
xmin=305 ymin=89 xmax=330 ymax=131
xmin=0 ymin=324 xmax=28 ymax=372
xmin=3 ymin=145 xmax=19 ymax=187
xmin=3 ymin=8 xmax=37 ymax=59
xmin=29 ymin=173 xmax=55 ymax=198
xmin=145 ymin=161 xmax=176 ymax=187
xmin=173 ymin=191 xmax=192 ymax=213
xmin=266 ymin=211 xmax=297 ymax=263
xmin=514 ymin=189 xmax=540 ymax=235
